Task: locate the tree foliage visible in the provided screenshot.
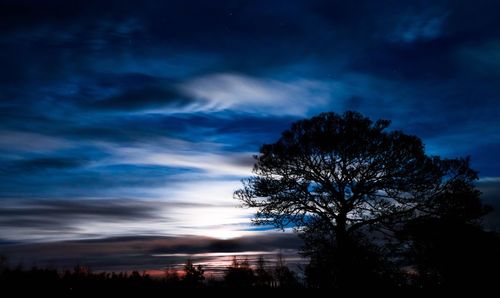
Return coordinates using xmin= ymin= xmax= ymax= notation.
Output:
xmin=235 ymin=111 xmax=488 ymax=288
xmin=224 ymin=257 xmax=255 ymax=288
xmin=181 ymin=259 xmax=205 ymax=288
xmin=235 ymin=111 xmax=478 ymax=241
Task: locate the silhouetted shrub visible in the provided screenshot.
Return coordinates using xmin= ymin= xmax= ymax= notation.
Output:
xmin=224 ymin=256 xmax=255 ymax=288
xmin=254 ymin=256 xmax=273 ymax=288
xmin=272 ymin=254 xmax=301 ymax=288
xmin=181 ymin=259 xmax=205 ymax=288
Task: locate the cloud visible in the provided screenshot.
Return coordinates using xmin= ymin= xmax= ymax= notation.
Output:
xmin=0 ymin=199 xmax=159 ymax=220
xmin=0 ymin=233 xmax=302 ymax=273
xmin=388 ymin=12 xmax=448 ymax=44
xmin=0 ymin=177 xmax=256 ymax=242
xmin=0 ymin=10 xmax=146 ymax=50
xmin=180 ymin=73 xmax=334 ymax=116
xmin=0 ymin=157 xmax=87 ymax=174
xmin=456 ymin=40 xmax=500 ymax=78
xmin=0 ymin=198 xmax=168 ymax=242
xmin=81 ymin=83 xmax=192 ymax=112
xmin=0 ymin=193 xmax=256 ymax=243
xmin=0 ymin=164 xmax=187 ymax=199
xmin=72 ymin=72 xmax=336 ymax=116
xmin=101 ymin=141 xmax=255 ymax=177
xmin=0 ymin=130 xmax=73 ymax=153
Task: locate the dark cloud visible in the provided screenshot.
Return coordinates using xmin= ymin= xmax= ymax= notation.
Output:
xmin=0 ymin=157 xmax=86 ymax=174
xmin=226 ymin=154 xmax=255 ymax=168
xmin=0 ymin=199 xmax=164 ymax=226
xmin=75 ymin=73 xmax=200 ymax=112
xmin=0 ymin=233 xmax=302 ymax=273
xmin=0 ymin=197 xmax=175 ymax=243
xmin=84 ymin=86 xmax=183 ymax=111
xmin=0 ymin=163 xmax=194 ymax=198
xmin=149 ymin=233 xmax=301 ymax=255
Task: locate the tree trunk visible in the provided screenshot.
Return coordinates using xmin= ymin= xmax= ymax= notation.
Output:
xmin=336 ymin=212 xmax=348 ymax=249
xmin=335 ymin=211 xmax=351 ymax=288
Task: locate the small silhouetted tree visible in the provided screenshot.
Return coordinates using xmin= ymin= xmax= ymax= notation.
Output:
xmin=181 ymin=259 xmax=205 ymax=288
xmin=235 ymin=111 xmax=479 ymax=288
xmin=255 ymin=256 xmax=273 ymax=288
xmin=224 ymin=256 xmax=255 ymax=288
xmin=164 ymin=267 xmax=180 ymax=286
xmin=272 ymin=254 xmax=300 ymax=288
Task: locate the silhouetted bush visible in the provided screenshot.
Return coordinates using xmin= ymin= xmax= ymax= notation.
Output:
xmin=272 ymin=254 xmax=301 ymax=288
xmin=223 ymin=257 xmax=256 ymax=288
xmin=254 ymin=256 xmax=273 ymax=288
xmin=180 ymin=259 xmax=205 ymax=288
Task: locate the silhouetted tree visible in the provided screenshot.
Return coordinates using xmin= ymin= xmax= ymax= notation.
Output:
xmin=302 ymin=230 xmax=401 ymax=289
xmin=181 ymin=259 xmax=205 ymax=288
xmin=397 ymin=177 xmax=499 ymax=289
xmin=272 ymin=254 xmax=300 ymax=288
xmin=254 ymin=256 xmax=273 ymax=288
xmin=223 ymin=256 xmax=255 ymax=288
xmin=164 ymin=267 xmax=180 ymax=286
xmin=235 ymin=111 xmax=479 ymax=288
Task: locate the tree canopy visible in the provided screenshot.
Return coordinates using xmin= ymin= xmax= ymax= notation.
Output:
xmin=235 ymin=111 xmax=479 ymax=244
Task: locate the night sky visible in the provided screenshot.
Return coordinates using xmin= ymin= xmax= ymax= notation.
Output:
xmin=1 ymin=0 xmax=499 ymax=272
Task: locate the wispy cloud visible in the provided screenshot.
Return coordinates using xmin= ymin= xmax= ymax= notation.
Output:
xmin=0 ymin=157 xmax=87 ymax=174
xmin=0 ymin=193 xmax=255 ymax=242
xmin=387 ymin=11 xmax=448 ymax=44
xmin=0 ymin=198 xmax=166 ymax=242
xmin=100 ymin=140 xmax=255 ymax=177
xmin=0 ymin=130 xmax=73 ymax=153
xmin=180 ymin=73 xmax=333 ymax=116
xmin=456 ymin=40 xmax=500 ymax=78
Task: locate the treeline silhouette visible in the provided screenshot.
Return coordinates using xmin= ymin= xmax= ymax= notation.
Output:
xmin=0 ymin=255 xmax=302 ymax=294
xmin=2 ymin=228 xmax=500 ymax=294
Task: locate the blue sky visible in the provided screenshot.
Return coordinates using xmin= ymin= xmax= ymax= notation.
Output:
xmin=0 ymin=0 xmax=499 ymax=256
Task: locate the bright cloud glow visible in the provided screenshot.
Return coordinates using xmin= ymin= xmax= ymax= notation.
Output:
xmin=159 ymin=180 xmax=257 ymax=239
xmin=179 ymin=73 xmax=333 ymax=116
xmin=107 ymin=148 xmax=253 ymax=177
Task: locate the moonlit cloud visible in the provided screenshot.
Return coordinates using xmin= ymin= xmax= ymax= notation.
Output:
xmin=456 ymin=40 xmax=500 ymax=77
xmin=99 ymin=140 xmax=254 ymax=177
xmin=0 ymin=198 xmax=167 ymax=242
xmin=0 ymin=130 xmax=73 ymax=153
xmin=180 ymin=73 xmax=333 ymax=116
xmin=389 ymin=12 xmax=448 ymax=44
xmin=158 ymin=179 xmax=259 ymax=239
